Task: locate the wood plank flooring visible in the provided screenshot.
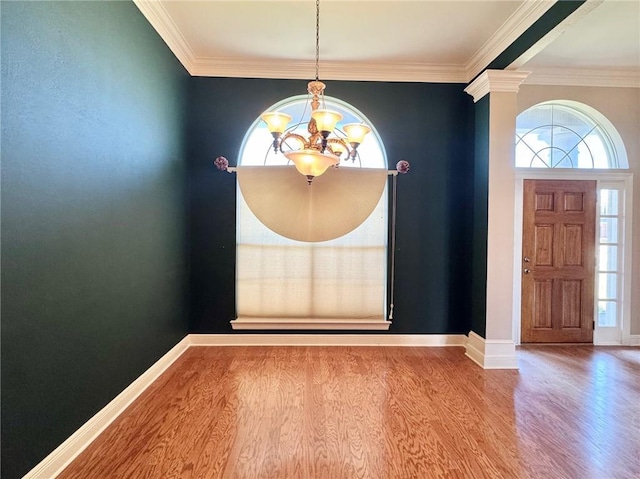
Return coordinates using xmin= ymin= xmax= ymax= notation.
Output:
xmin=59 ymin=346 xmax=640 ymax=479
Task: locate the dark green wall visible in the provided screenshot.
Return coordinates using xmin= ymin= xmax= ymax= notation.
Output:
xmin=1 ymin=2 xmax=493 ymax=476
xmin=487 ymin=0 xmax=587 ymax=71
xmin=1 ymin=2 xmax=189 ymax=477
xmin=0 ymin=0 xmax=591 ymax=473
xmin=471 ymin=96 xmax=490 ymax=337
xmin=186 ymin=78 xmax=477 ymax=334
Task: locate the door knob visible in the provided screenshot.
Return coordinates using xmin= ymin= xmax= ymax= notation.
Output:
xmin=524 ymin=268 xmax=531 ymax=274
xmin=523 ymin=256 xmax=530 ymax=262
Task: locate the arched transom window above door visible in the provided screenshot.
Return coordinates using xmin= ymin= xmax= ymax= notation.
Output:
xmin=515 ymin=101 xmax=629 ymax=169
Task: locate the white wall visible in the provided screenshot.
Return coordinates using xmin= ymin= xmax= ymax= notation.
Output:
xmin=517 ymin=85 xmax=640 ymax=335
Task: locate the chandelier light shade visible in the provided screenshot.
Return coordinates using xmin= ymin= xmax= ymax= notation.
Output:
xmin=284 ymin=149 xmax=339 ymax=180
xmin=344 ymin=123 xmax=372 ymax=146
xmin=310 ymin=109 xmax=343 ymax=134
xmin=260 ymin=112 xmax=292 ymax=135
xmin=259 ymin=0 xmax=371 ymax=184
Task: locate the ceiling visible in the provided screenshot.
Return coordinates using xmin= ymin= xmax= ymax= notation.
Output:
xmin=135 ymin=0 xmax=640 ymax=87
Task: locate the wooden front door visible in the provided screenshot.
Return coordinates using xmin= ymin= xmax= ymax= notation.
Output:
xmin=521 ymin=180 xmax=596 ymax=343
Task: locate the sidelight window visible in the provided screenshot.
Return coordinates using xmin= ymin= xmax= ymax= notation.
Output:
xmin=597 ymin=186 xmax=624 ymax=328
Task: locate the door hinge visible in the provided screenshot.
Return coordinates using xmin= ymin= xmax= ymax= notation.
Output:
xmin=593 ymin=320 xmax=595 ymax=330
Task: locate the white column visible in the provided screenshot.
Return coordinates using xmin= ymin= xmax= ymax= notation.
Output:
xmin=464 ymin=70 xmax=530 ymax=369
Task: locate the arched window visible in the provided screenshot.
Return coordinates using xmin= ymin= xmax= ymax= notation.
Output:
xmin=515 ymin=101 xmax=628 ymax=169
xmin=240 ymin=95 xmax=386 ymax=169
xmin=233 ymin=95 xmax=390 ymax=330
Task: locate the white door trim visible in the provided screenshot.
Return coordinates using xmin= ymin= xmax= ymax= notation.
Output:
xmin=512 ymin=169 xmax=634 ymax=345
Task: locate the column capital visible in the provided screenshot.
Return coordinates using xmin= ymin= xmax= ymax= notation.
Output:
xmin=464 ymin=70 xmax=531 ymax=103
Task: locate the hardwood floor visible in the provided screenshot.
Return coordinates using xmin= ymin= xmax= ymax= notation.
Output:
xmin=59 ymin=346 xmax=640 ymax=479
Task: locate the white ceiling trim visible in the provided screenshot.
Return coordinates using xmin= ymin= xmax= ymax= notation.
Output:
xmin=136 ymin=0 xmax=636 ymax=88
xmin=134 ymin=0 xmax=196 ymax=72
xmin=135 ymin=0 xmax=557 ymax=84
xmin=190 ymin=57 xmax=467 ymax=83
xmin=508 ymin=0 xmax=604 ymax=71
xmin=464 ymin=70 xmax=531 ymax=103
xmin=464 ymin=0 xmax=556 ymax=81
xmin=523 ymin=67 xmax=640 ymax=88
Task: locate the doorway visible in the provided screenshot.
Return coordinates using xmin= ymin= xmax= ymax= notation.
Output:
xmin=520 ymin=179 xmax=596 ymax=343
xmin=512 ymin=100 xmax=633 ymax=346
xmin=513 ymin=172 xmax=633 ymax=346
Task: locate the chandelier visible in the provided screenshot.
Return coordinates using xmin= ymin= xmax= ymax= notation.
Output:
xmin=260 ymin=0 xmax=371 ymax=184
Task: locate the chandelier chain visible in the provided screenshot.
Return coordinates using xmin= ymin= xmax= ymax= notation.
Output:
xmin=315 ymin=0 xmax=320 ymax=81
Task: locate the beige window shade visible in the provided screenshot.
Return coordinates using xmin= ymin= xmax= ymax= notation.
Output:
xmin=236 ymin=166 xmax=387 ymax=242
xmin=234 ymin=166 xmax=389 ymax=329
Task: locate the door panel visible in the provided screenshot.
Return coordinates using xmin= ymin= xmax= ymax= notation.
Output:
xmin=521 ymin=180 xmax=596 ymax=343
xmin=561 ymin=280 xmax=581 ymax=328
xmin=533 ymin=281 xmax=552 ymax=328
xmin=535 ymin=192 xmax=555 ymax=211
xmin=563 ymin=225 xmax=583 ymax=265
xmin=534 ymin=225 xmax=554 ymax=265
xmin=564 ymin=192 xmax=585 ymax=212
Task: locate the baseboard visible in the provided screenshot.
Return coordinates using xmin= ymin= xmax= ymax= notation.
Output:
xmin=464 ymin=331 xmax=486 ymax=367
xmin=465 ymin=331 xmax=519 ymax=369
xmin=188 ymin=333 xmax=466 ymax=347
xmin=628 ymin=335 xmax=640 ymax=346
xmin=23 ymin=335 xmax=191 ymax=479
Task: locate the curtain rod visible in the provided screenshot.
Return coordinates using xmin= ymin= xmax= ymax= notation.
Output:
xmin=225 ymin=166 xmax=399 ymax=176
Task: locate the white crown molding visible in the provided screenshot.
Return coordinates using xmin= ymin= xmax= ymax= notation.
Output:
xmin=189 ymin=333 xmax=467 ymax=347
xmin=134 ymin=0 xmax=636 ymax=90
xmin=131 ymin=0 xmax=464 ymax=82
xmin=465 ymin=331 xmax=519 ymax=369
xmin=464 ymin=70 xmax=531 ymax=102
xmin=465 ymin=0 xmax=556 ymax=81
xmin=508 ymin=0 xmax=604 ymax=71
xmin=190 ymin=57 xmax=468 ymax=83
xmin=133 ymin=0 xmax=195 ymax=72
xmin=133 ymin=0 xmax=625 ymax=88
xmin=23 ymin=336 xmax=191 ymax=479
xmin=523 ymin=67 xmax=640 ymax=88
